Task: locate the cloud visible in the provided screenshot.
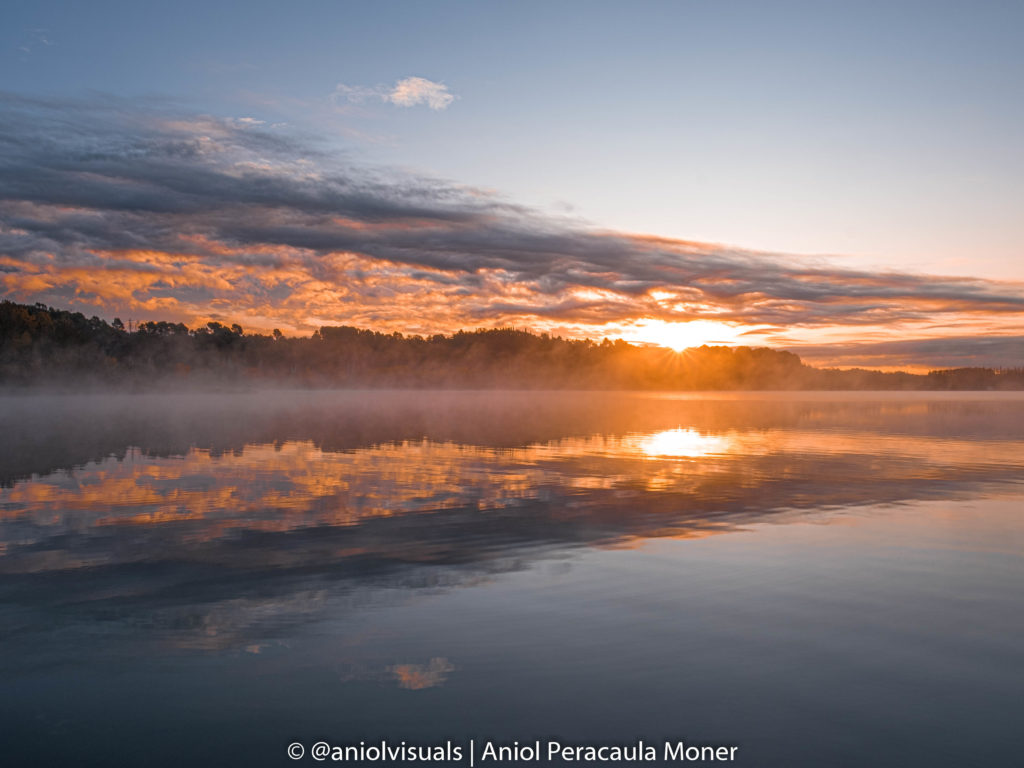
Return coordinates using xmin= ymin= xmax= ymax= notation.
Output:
xmin=333 ymin=76 xmax=455 ymax=110
xmin=1 ymin=93 xmax=1023 ymax=364
xmin=790 ymin=335 xmax=1024 ymax=371
xmin=385 ymin=77 xmax=455 ymax=110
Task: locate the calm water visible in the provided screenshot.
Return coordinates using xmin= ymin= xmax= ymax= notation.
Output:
xmin=1 ymin=391 xmax=1022 ymax=767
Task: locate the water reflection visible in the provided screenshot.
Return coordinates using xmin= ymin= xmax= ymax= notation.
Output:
xmin=1 ymin=391 xmax=1022 ymax=657
xmin=635 ymin=428 xmax=729 ymax=457
xmin=2 ymin=392 xmax=1024 ymax=768
xmin=3 ymin=419 xmax=1022 ymax=575
xmin=391 ymin=658 xmax=456 ymax=690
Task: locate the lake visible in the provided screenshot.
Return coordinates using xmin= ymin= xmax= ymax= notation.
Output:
xmin=1 ymin=391 xmax=1022 ymax=767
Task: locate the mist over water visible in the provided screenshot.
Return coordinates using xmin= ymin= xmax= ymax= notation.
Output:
xmin=1 ymin=391 xmax=1022 ymax=767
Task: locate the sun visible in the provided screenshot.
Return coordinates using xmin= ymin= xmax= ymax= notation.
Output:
xmin=617 ymin=320 xmax=743 ymax=352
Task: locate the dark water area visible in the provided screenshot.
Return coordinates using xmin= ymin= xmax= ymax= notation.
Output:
xmin=1 ymin=391 xmax=1022 ymax=767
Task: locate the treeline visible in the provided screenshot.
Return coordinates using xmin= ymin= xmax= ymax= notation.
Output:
xmin=1 ymin=300 xmax=1022 ymax=390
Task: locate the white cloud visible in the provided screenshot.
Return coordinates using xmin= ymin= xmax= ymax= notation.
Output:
xmin=385 ymin=77 xmax=455 ymax=110
xmin=332 ymin=76 xmax=455 ymax=111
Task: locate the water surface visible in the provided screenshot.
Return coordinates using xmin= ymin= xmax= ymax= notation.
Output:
xmin=1 ymin=391 xmax=1022 ymax=767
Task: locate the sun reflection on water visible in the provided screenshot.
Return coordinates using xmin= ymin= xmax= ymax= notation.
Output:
xmin=3 ymin=411 xmax=1024 ymax=579
xmin=634 ymin=428 xmax=730 ymax=458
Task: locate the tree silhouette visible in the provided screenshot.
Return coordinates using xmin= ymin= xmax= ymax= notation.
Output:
xmin=1 ymin=300 xmax=1021 ymax=390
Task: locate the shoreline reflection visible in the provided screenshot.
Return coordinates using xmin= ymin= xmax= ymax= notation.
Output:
xmin=1 ymin=391 xmax=1022 ymax=657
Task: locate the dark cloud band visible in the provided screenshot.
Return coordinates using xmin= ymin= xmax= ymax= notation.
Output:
xmin=2 ymin=93 xmax=1023 ymax=345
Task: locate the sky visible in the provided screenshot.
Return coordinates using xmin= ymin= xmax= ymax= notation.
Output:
xmin=2 ymin=0 xmax=1023 ymax=369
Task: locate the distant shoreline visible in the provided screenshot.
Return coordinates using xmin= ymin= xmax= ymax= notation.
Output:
xmin=3 ymin=300 xmax=1023 ymax=391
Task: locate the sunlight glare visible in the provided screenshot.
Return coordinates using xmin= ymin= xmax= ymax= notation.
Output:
xmin=636 ymin=428 xmax=729 ymax=458
xmin=619 ymin=320 xmax=743 ymax=352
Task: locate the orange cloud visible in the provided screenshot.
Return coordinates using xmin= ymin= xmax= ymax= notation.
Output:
xmin=3 ymin=95 xmax=1024 ymax=365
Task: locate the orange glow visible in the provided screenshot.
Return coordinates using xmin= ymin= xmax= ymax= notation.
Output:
xmin=3 ymin=227 xmax=1023 ymax=365
xmin=616 ymin=319 xmax=746 ymax=351
xmin=635 ymin=429 xmax=729 ymax=458
xmin=390 ymin=658 xmax=456 ymax=690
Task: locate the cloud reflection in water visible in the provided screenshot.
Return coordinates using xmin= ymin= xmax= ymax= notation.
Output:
xmin=1 ymin=391 xmax=1022 ymax=658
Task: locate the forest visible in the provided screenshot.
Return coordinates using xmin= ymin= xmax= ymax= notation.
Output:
xmin=1 ymin=300 xmax=1021 ymax=390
